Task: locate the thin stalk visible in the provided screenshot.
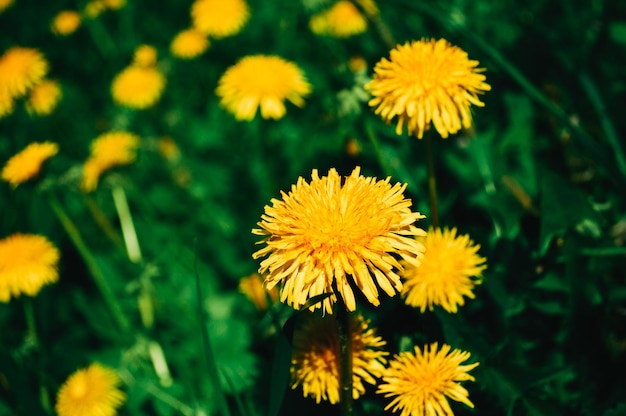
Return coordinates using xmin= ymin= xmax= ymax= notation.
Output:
xmin=194 ymin=240 xmax=231 ymax=416
xmin=24 ymin=300 xmax=51 ymax=414
xmin=111 ymin=185 xmax=142 ymax=264
xmin=425 ymin=134 xmax=440 ymax=229
xmin=365 ymin=120 xmax=393 ymax=178
xmin=336 ymin=300 xmax=353 ymax=416
xmin=48 ymin=193 xmax=130 ymax=332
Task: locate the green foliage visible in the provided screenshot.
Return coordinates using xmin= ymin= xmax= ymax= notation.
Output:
xmin=2 ymin=0 xmax=626 ymax=415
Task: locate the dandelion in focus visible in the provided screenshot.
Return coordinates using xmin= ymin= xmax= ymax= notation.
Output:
xmin=377 ymin=343 xmax=479 ymax=416
xmin=216 ymin=55 xmax=311 ymax=121
xmin=0 ymin=47 xmax=49 ymax=98
xmin=170 ymin=29 xmax=209 ymax=59
xmin=252 ymin=167 xmax=426 ymax=314
xmin=1 ymin=142 xmax=59 ymax=187
xmin=238 ymin=273 xmax=278 ymax=311
xmin=366 ymin=38 xmax=491 ymax=139
xmin=26 ymin=79 xmax=62 ymax=115
xmin=191 ymin=0 xmax=249 ymax=38
xmin=401 ymin=227 xmax=486 ymax=313
xmin=51 ymin=11 xmax=81 ymax=36
xmin=291 ymin=314 xmax=388 ymax=404
xmin=81 ymin=131 xmax=140 ymax=192
xmin=0 ymin=233 xmax=60 ymax=302
xmin=310 ymin=1 xmax=367 ymax=38
xmin=55 ymin=363 xmax=126 ymax=416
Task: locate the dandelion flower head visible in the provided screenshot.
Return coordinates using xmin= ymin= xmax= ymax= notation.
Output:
xmin=377 ymin=343 xmax=479 ymax=416
xmin=1 ymin=142 xmax=59 ymax=187
xmin=291 ymin=313 xmax=388 ymax=404
xmin=253 ymin=166 xmax=426 ymax=314
xmin=83 ymin=0 xmax=106 ymax=18
xmin=55 ymin=363 xmax=126 ymax=416
xmin=26 ymin=79 xmax=62 ymax=116
xmin=238 ymin=273 xmax=278 ymax=311
xmin=51 ymin=11 xmax=81 ymax=36
xmin=132 ymin=45 xmax=158 ymax=67
xmin=191 ymin=0 xmax=249 ymax=38
xmin=366 ymin=38 xmax=491 ymax=139
xmin=0 ymin=0 xmax=14 ymax=13
xmin=0 ymin=233 xmax=60 ymax=302
xmin=216 ymin=55 xmax=311 ymax=121
xmin=170 ymin=29 xmax=209 ymax=59
xmin=0 ymin=90 xmax=14 ymax=118
xmin=0 ymin=47 xmax=49 ymax=98
xmin=310 ymin=1 xmax=367 ymax=38
xmin=102 ymin=0 xmax=126 ymax=10
xmin=81 ymin=131 xmax=139 ymax=192
xmin=111 ymin=65 xmax=165 ymax=109
xmin=401 ymin=227 xmax=486 ymax=313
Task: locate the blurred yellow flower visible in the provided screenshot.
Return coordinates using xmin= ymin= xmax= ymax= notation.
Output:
xmin=310 ymin=1 xmax=367 ymax=38
xmin=238 ymin=273 xmax=278 ymax=311
xmin=0 ymin=233 xmax=60 ymax=302
xmin=170 ymin=29 xmax=209 ymax=59
xmin=216 ymin=55 xmax=311 ymax=121
xmin=26 ymin=79 xmax=62 ymax=115
xmin=133 ymin=45 xmax=158 ymax=67
xmin=81 ymin=131 xmax=140 ymax=192
xmin=401 ymin=227 xmax=486 ymax=313
xmin=366 ymin=38 xmax=491 ymax=139
xmin=191 ymin=0 xmax=249 ymax=38
xmin=102 ymin=0 xmax=126 ymax=10
xmin=1 ymin=142 xmax=59 ymax=187
xmin=377 ymin=343 xmax=479 ymax=416
xmin=83 ymin=0 xmax=105 ymax=18
xmin=56 ymin=363 xmax=126 ymax=416
xmin=252 ymin=167 xmax=426 ymax=314
xmin=111 ymin=66 xmax=165 ymax=109
xmin=0 ymin=90 xmax=13 ymax=118
xmin=0 ymin=47 xmax=49 ymax=98
xmin=51 ymin=10 xmax=81 ymax=36
xmin=291 ymin=314 xmax=387 ymax=404
xmin=0 ymin=0 xmax=13 ymax=13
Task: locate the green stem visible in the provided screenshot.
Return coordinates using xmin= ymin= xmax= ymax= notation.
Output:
xmin=24 ymin=300 xmax=52 ymax=414
xmin=194 ymin=240 xmax=231 ymax=416
xmin=365 ymin=120 xmax=393 ymax=178
xmin=48 ymin=193 xmax=130 ymax=332
xmin=111 ymin=185 xmax=143 ymax=264
xmin=425 ymin=134 xmax=439 ymax=229
xmin=336 ymin=300 xmax=353 ymax=416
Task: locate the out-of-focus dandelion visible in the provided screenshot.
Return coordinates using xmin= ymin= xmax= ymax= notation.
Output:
xmin=252 ymin=166 xmax=426 ymax=314
xmin=1 ymin=142 xmax=59 ymax=187
xmin=26 ymin=79 xmax=62 ymax=116
xmin=81 ymin=131 xmax=140 ymax=192
xmin=0 ymin=47 xmax=49 ymax=99
xmin=191 ymin=0 xmax=249 ymax=38
xmin=0 ymin=0 xmax=13 ymax=13
xmin=102 ymin=0 xmax=126 ymax=10
xmin=291 ymin=314 xmax=388 ymax=404
xmin=111 ymin=65 xmax=165 ymax=109
xmin=170 ymin=29 xmax=209 ymax=59
xmin=401 ymin=227 xmax=486 ymax=313
xmin=83 ymin=0 xmax=106 ymax=18
xmin=310 ymin=1 xmax=367 ymax=38
xmin=0 ymin=90 xmax=14 ymax=118
xmin=238 ymin=273 xmax=278 ymax=311
xmin=55 ymin=363 xmax=126 ymax=416
xmin=132 ymin=45 xmax=158 ymax=67
xmin=377 ymin=343 xmax=479 ymax=416
xmin=366 ymin=38 xmax=491 ymax=139
xmin=51 ymin=11 xmax=82 ymax=36
xmin=216 ymin=55 xmax=311 ymax=121
xmin=0 ymin=233 xmax=60 ymax=302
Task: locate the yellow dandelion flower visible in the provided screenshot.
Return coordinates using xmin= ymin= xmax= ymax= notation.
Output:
xmin=378 ymin=343 xmax=479 ymax=416
xmin=83 ymin=0 xmax=105 ymax=18
xmin=102 ymin=0 xmax=126 ymax=10
xmin=0 ymin=233 xmax=60 ymax=302
xmin=291 ymin=314 xmax=388 ymax=404
xmin=170 ymin=29 xmax=209 ymax=59
xmin=51 ymin=11 xmax=81 ymax=36
xmin=216 ymin=55 xmax=311 ymax=121
xmin=81 ymin=131 xmax=139 ymax=192
xmin=132 ymin=45 xmax=158 ymax=67
xmin=55 ymin=363 xmax=126 ymax=416
xmin=0 ymin=47 xmax=49 ymax=99
xmin=26 ymin=79 xmax=62 ymax=116
xmin=238 ymin=273 xmax=278 ymax=311
xmin=366 ymin=38 xmax=491 ymax=139
xmin=252 ymin=167 xmax=426 ymax=314
xmin=401 ymin=227 xmax=486 ymax=313
xmin=191 ymin=0 xmax=249 ymax=38
xmin=111 ymin=66 xmax=166 ymax=109
xmin=310 ymin=1 xmax=367 ymax=38
xmin=0 ymin=0 xmax=13 ymax=13
xmin=0 ymin=90 xmax=14 ymax=118
xmin=1 ymin=142 xmax=59 ymax=187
